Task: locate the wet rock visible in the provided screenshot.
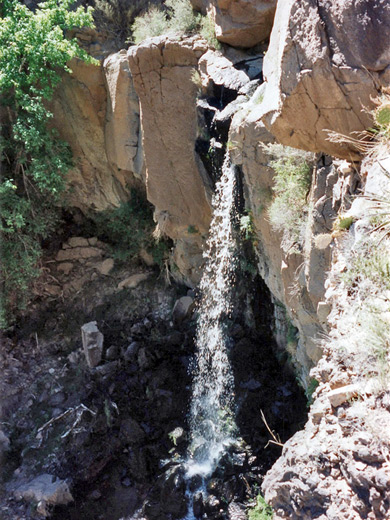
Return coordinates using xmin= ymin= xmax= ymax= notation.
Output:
xmin=240 ymin=378 xmax=262 ymax=390
xmin=106 ymin=345 xmax=120 ymax=360
xmin=172 ymin=296 xmax=195 ymax=324
xmin=228 ymin=502 xmax=246 ymax=520
xmin=124 ymin=341 xmax=141 ymax=362
xmin=204 ymin=494 xmax=221 ymax=514
xmin=128 ymin=448 xmax=149 ymax=481
xmin=164 ymin=331 xmax=185 ymax=347
xmin=193 ymin=491 xmax=204 ymax=518
xmin=143 ymin=465 xmax=187 ymax=519
xmin=120 ymin=418 xmax=145 ymax=444
xmin=81 ymin=321 xmax=104 ymax=368
xmin=0 ymin=430 xmax=10 ymax=461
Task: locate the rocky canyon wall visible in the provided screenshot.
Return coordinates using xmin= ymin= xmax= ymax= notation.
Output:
xmin=41 ymin=2 xmax=390 ymax=518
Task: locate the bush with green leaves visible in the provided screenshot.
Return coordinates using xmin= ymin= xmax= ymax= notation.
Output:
xmin=248 ymin=494 xmax=273 ymax=520
xmin=92 ymin=0 xmax=152 ymax=44
xmin=131 ymin=0 xmax=219 ymax=47
xmin=131 ymin=5 xmax=169 ymax=43
xmin=263 ymin=144 xmax=314 ymax=253
xmin=0 ymin=0 xmax=95 ymax=327
xmin=91 ymin=189 xmax=170 ymax=266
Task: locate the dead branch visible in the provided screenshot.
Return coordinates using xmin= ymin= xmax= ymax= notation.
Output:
xmin=36 ymin=404 xmax=96 ymax=443
xmin=260 ymin=409 xmax=284 ymax=448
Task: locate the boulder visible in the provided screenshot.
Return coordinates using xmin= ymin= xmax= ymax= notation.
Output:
xmin=81 ymin=321 xmax=104 ymax=368
xmin=96 ymin=258 xmax=115 ymax=276
xmin=13 ymin=474 xmax=73 ymax=513
xmin=327 ymin=384 xmax=360 ymax=408
xmin=192 ymin=0 xmax=277 ymax=48
xmin=127 ymin=36 xmax=212 ymax=240
xmin=56 ymin=247 xmax=103 ymax=262
xmin=172 ymin=296 xmax=195 ymax=324
xmin=117 ymin=273 xmax=150 ymax=290
xmin=119 ymin=417 xmax=145 ymax=444
xmin=254 ymin=0 xmax=390 ymax=159
xmin=199 ymin=50 xmax=251 ymax=92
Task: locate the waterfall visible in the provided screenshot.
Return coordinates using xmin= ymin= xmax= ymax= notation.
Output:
xmin=186 ymin=152 xmax=238 ymax=479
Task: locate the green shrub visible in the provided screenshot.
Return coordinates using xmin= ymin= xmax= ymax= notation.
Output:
xmin=199 ymin=13 xmax=220 ymax=48
xmin=92 ymin=189 xmax=170 ymax=266
xmin=165 ymin=0 xmax=199 ymax=33
xmin=263 ymin=144 xmax=314 ymax=253
xmin=305 ymin=378 xmax=319 ymax=406
xmin=333 ymin=215 xmax=355 ymax=231
xmin=239 ymin=212 xmax=256 ymax=241
xmin=131 ymin=0 xmax=219 ymax=47
xmin=248 ymin=495 xmax=273 ymax=520
xmin=0 ymin=0 xmax=95 ymax=327
xmin=131 ymin=5 xmax=169 ymax=43
xmin=92 ymin=0 xmax=151 ymax=43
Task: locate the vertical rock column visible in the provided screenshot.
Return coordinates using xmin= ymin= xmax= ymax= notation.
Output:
xmin=128 ymin=35 xmax=213 ymax=284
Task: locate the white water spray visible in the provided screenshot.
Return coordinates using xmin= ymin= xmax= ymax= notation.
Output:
xmin=186 ymin=153 xmax=238 ymax=480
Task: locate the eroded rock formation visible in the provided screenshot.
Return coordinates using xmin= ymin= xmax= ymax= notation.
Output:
xmin=127 ymin=35 xmax=212 ymax=240
xmin=191 ymin=0 xmax=277 ymax=48
xmin=254 ymin=0 xmax=390 ymax=159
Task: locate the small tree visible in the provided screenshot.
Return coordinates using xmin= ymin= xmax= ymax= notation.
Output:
xmin=0 ymin=0 xmax=96 ymax=327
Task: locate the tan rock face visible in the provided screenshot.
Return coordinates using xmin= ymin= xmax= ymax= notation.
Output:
xmin=257 ymin=0 xmax=390 ymax=159
xmin=50 ymin=60 xmax=127 ymax=211
xmin=104 ymin=51 xmax=143 ymax=178
xmin=51 ymin=55 xmax=142 ymax=212
xmin=192 ymin=0 xmax=276 ymax=48
xmin=212 ymin=0 xmax=276 ymax=48
xmin=230 ymin=115 xmax=355 ymax=375
xmin=127 ymin=36 xmax=212 ymax=242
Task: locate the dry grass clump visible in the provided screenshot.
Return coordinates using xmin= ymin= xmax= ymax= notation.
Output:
xmin=328 ymin=88 xmax=390 ymax=159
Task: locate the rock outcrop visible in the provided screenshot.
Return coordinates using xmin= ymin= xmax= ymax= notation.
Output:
xmin=50 ymin=59 xmax=128 ymax=211
xmin=127 ymin=36 xmax=212 ymax=240
xmin=104 ymin=50 xmax=143 ymax=179
xmin=51 ymin=50 xmax=143 ymax=212
xmin=127 ymin=36 xmax=217 ymax=284
xmin=261 ymin=148 xmax=390 ymax=520
xmin=192 ymin=0 xmax=277 ymax=48
xmin=252 ymin=0 xmax=390 ymax=159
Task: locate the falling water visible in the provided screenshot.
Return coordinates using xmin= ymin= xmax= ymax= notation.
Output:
xmin=186 ymin=152 xmax=238 ymax=480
